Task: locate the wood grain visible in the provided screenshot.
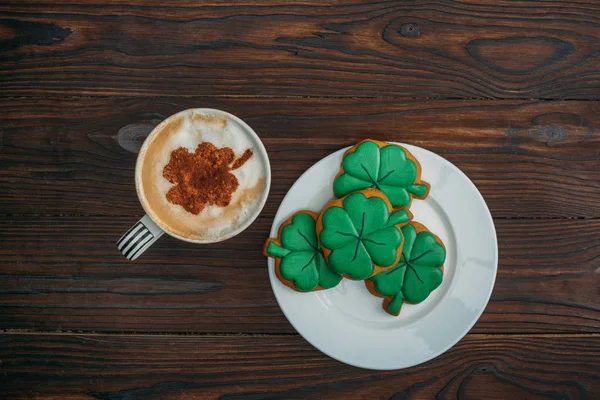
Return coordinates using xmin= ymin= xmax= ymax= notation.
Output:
xmin=2 ymin=97 xmax=599 ymax=218
xmin=1 ymin=1 xmax=599 ymax=98
xmin=2 ymin=0 xmax=598 ymax=394
xmin=0 ymin=216 xmax=598 ymax=333
xmin=0 ymin=333 xmax=598 ymax=399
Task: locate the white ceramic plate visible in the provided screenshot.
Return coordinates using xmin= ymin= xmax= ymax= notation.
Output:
xmin=268 ymin=143 xmax=497 ymax=370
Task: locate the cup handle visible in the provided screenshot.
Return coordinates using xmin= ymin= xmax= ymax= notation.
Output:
xmin=117 ymin=214 xmax=164 ymax=260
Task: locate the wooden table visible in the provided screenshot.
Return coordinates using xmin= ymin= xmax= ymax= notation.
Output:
xmin=1 ymin=1 xmax=599 ymax=398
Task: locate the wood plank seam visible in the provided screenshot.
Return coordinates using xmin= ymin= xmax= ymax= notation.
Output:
xmin=1 ymin=213 xmax=600 ymax=219
xmin=0 ymin=96 xmax=598 ymax=101
xmin=1 ymin=331 xmax=600 ymax=338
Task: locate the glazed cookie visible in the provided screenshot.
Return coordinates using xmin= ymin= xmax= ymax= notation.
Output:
xmin=316 ymin=189 xmax=412 ymax=281
xmin=264 ymin=211 xmax=342 ymax=292
xmin=333 ymin=139 xmax=430 ymax=208
xmin=366 ymin=221 xmax=446 ymax=316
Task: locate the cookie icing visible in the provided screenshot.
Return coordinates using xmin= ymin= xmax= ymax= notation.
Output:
xmin=334 ymin=139 xmax=430 ymax=208
xmin=264 ymin=211 xmax=341 ymax=292
xmin=317 ymin=189 xmax=412 ymax=280
xmin=366 ymin=221 xmax=446 ymax=316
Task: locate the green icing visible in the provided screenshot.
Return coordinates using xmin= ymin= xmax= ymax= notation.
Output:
xmin=334 ymin=141 xmax=429 ymax=208
xmin=319 ymin=192 xmax=411 ymax=280
xmin=266 ymin=212 xmax=341 ymax=291
xmin=266 ymin=241 xmax=289 ymax=258
xmin=369 ymin=223 xmax=446 ymax=315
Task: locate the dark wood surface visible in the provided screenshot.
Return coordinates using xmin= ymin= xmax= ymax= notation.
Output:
xmin=1 ymin=217 xmax=599 ymax=333
xmin=1 ymin=0 xmax=599 ymax=398
xmin=1 ymin=333 xmax=598 ymax=399
xmin=2 ymin=97 xmax=599 ymax=218
xmin=1 ymin=1 xmax=600 ymax=98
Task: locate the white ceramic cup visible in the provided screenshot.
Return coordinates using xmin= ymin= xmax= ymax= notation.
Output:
xmin=117 ymin=109 xmax=271 ymax=260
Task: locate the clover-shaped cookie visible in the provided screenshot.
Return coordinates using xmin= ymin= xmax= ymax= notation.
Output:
xmin=264 ymin=211 xmax=342 ymax=292
xmin=317 ymin=189 xmax=412 ymax=280
xmin=333 ymin=139 xmax=430 ymax=208
xmin=366 ymin=221 xmax=446 ymax=316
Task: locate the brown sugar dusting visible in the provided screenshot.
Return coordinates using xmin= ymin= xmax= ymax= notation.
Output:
xmin=188 ymin=178 xmax=266 ymax=238
xmin=231 ymin=149 xmax=253 ymax=170
xmin=162 ymin=142 xmax=253 ymax=215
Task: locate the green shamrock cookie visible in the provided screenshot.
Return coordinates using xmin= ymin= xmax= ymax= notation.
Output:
xmin=317 ymin=189 xmax=412 ymax=280
xmin=333 ymin=139 xmax=430 ymax=208
xmin=366 ymin=221 xmax=446 ymax=316
xmin=264 ymin=211 xmax=342 ymax=292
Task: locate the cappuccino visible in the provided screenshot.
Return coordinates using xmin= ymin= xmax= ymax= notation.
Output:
xmin=136 ymin=109 xmax=269 ymax=242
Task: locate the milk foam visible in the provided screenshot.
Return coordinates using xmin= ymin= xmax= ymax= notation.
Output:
xmin=137 ymin=109 xmax=268 ymax=241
